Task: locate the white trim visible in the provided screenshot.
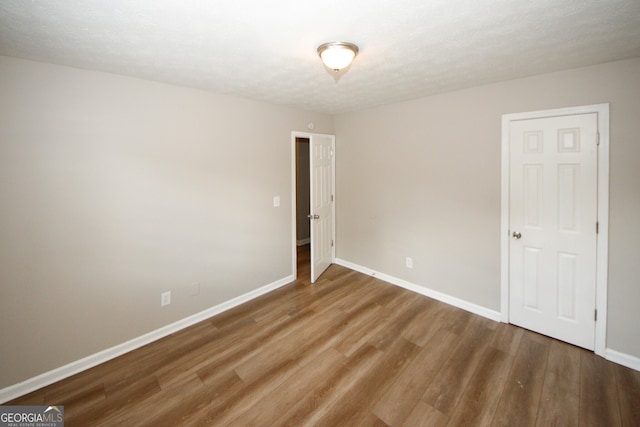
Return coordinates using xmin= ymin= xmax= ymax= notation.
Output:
xmin=335 ymin=258 xmax=502 ymax=322
xmin=296 ymin=238 xmax=310 ymax=246
xmin=330 ymin=138 xmax=336 ymax=263
xmin=500 ymin=115 xmax=511 ymax=323
xmin=500 ymin=103 xmax=609 ymax=356
xmin=605 ymin=348 xmax=640 ymax=372
xmin=594 ymin=105 xmax=610 ymax=357
xmin=0 ymin=274 xmax=293 ymax=404
xmin=291 ymin=134 xmax=299 ymax=282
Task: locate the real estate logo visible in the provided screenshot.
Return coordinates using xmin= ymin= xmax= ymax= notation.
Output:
xmin=0 ymin=405 xmax=64 ymax=427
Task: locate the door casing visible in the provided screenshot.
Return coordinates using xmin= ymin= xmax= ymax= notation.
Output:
xmin=291 ymin=131 xmax=336 ymax=282
xmin=501 ymin=103 xmax=609 ymax=356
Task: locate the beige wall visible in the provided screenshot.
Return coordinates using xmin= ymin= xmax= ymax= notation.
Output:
xmin=335 ymin=58 xmax=640 ymax=359
xmin=2 ymin=53 xmax=638 ymax=391
xmin=0 ymin=56 xmax=333 ymax=389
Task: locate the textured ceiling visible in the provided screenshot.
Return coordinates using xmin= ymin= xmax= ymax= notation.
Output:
xmin=1 ymin=0 xmax=640 ymax=115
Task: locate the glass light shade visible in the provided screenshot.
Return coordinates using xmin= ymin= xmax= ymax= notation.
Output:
xmin=318 ymin=42 xmax=359 ymax=72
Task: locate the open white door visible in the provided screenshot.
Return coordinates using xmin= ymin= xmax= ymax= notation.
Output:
xmin=508 ymin=113 xmax=598 ymax=350
xmin=309 ymin=134 xmax=335 ymax=283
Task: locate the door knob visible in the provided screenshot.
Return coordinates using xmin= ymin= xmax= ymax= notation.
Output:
xmin=512 ymin=231 xmax=522 ymax=240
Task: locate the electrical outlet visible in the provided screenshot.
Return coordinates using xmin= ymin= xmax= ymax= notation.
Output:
xmin=273 ymin=196 xmax=280 ymax=207
xmin=161 ymin=291 xmax=171 ymax=307
xmin=406 ymin=257 xmax=413 ymax=269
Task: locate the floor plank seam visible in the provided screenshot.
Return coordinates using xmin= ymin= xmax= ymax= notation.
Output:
xmin=6 ymin=248 xmax=638 ymax=426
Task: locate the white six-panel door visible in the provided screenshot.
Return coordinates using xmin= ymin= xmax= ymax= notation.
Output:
xmin=309 ymin=134 xmax=335 ymax=283
xmin=509 ymin=113 xmax=598 ymax=350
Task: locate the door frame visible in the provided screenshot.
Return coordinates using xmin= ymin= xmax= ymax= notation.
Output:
xmin=500 ymin=103 xmax=609 ymax=356
xmin=290 ymin=131 xmax=336 ymax=281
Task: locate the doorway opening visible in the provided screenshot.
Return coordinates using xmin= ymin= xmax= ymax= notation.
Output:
xmin=290 ymin=132 xmax=336 ymax=284
xmin=295 ymin=137 xmax=311 ymax=285
xmin=501 ymin=103 xmax=609 ymax=356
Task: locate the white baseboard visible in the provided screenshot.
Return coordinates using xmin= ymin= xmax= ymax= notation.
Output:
xmin=297 ymin=238 xmax=310 ymax=246
xmin=0 ymin=274 xmax=294 ymax=404
xmin=334 ymin=258 xmax=640 ymax=373
xmin=334 ymin=258 xmax=501 ymax=322
xmin=5 ymin=265 xmax=636 ymax=405
xmin=605 ymin=348 xmax=640 ymax=372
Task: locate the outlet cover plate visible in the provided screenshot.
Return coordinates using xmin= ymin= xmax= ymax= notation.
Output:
xmin=161 ymin=291 xmax=171 ymax=307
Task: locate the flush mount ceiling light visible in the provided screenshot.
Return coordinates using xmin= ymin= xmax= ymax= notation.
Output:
xmin=317 ymin=41 xmax=359 ymax=73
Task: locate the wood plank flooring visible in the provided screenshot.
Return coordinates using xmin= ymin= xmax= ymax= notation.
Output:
xmin=8 ymin=246 xmax=640 ymax=426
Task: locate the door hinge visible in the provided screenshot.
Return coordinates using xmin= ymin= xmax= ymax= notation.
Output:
xmin=594 ymin=309 xmax=598 ymax=321
xmin=331 ymin=195 xmax=334 ymax=202
xmin=596 ymin=132 xmax=600 ymax=146
xmin=596 ymin=221 xmax=599 ymax=234
xmin=331 ymin=240 xmax=334 ymax=247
